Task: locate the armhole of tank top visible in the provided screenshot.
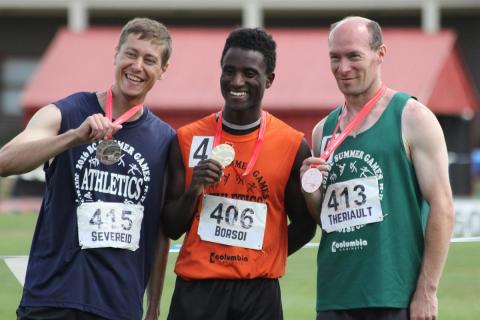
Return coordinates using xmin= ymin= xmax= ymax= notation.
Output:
xmin=284 ymin=129 xmax=304 ymax=175
xmin=320 ymin=107 xmax=342 ymax=150
xmin=394 ymin=92 xmax=413 ymax=164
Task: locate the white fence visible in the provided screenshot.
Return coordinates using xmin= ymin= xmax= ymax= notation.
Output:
xmin=452 ymin=198 xmax=480 ymax=242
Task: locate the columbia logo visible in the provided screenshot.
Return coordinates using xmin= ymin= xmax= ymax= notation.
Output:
xmin=209 ymin=252 xmax=249 ymax=263
xmin=331 ymin=238 xmax=368 ymax=253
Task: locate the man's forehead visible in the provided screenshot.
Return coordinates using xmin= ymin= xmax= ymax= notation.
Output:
xmin=329 ymin=23 xmax=370 ymax=50
xmin=120 ymin=35 xmax=164 ymax=53
xmin=222 ymin=47 xmax=266 ymax=66
xmin=333 ymin=17 xmax=370 ymax=32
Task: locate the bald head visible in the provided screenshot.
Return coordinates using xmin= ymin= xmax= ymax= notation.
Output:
xmin=327 ymin=16 xmax=386 ymax=98
xmin=329 ymin=16 xmax=383 ymax=51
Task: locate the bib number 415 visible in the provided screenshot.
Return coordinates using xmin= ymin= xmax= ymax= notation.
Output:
xmin=89 ymin=208 xmax=133 ymax=231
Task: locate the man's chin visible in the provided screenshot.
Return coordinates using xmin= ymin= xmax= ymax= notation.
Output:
xmin=225 ymin=101 xmax=251 ymax=111
xmin=338 ymin=86 xmax=359 ymax=96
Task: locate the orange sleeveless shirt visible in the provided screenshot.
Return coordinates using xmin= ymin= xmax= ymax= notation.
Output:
xmin=174 ymin=112 xmax=303 ymax=279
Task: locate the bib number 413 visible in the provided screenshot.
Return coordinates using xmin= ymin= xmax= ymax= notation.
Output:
xmin=327 ymin=184 xmax=367 ymax=211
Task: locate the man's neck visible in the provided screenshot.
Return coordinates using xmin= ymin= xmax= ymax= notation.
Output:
xmin=101 ymin=88 xmax=145 ymax=122
xmin=222 ymin=106 xmax=262 ymax=126
xmin=222 ymin=115 xmax=261 ymax=131
xmin=345 ymin=82 xmax=383 ymax=113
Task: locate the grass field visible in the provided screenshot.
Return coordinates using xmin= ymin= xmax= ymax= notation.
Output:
xmin=1 ymin=213 xmax=479 ymax=319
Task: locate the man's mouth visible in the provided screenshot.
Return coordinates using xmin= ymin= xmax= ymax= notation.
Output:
xmin=229 ymin=90 xmax=247 ymax=97
xmin=125 ymin=73 xmax=143 ymax=83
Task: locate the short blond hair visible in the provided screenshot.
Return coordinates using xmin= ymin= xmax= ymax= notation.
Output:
xmin=116 ymin=17 xmax=172 ymax=66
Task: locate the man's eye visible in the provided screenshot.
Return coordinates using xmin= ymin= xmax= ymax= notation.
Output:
xmin=145 ymin=59 xmax=156 ymax=65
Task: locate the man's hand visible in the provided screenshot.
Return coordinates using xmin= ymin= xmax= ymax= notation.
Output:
xmin=299 ymin=156 xmax=330 ymax=224
xmin=409 ymin=284 xmax=438 ymax=320
xmin=73 ymin=113 xmax=123 ymax=144
xmin=300 ymin=157 xmax=330 ymax=185
xmin=189 ymin=159 xmax=223 ymax=196
xmin=144 ymin=308 xmax=160 ymax=320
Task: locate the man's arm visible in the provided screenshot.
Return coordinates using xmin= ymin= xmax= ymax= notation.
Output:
xmin=285 ymin=138 xmax=317 ymax=255
xmin=162 ymin=138 xmax=223 ymax=240
xmin=144 ymin=224 xmax=170 ymax=320
xmin=0 ymin=104 xmax=63 ymax=176
xmin=0 ymin=103 xmax=121 ymax=177
xmin=403 ymin=100 xmax=455 ymax=320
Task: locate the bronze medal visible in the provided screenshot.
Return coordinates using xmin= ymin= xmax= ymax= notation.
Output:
xmin=96 ymin=140 xmax=122 ymax=165
xmin=95 ymin=87 xmax=144 ymax=166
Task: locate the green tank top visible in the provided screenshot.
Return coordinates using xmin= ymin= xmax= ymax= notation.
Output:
xmin=316 ymin=92 xmax=428 ymax=311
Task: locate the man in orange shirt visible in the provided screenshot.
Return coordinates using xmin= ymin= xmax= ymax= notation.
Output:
xmin=162 ymin=28 xmax=316 ymax=319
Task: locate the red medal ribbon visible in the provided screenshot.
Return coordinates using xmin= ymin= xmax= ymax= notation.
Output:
xmin=319 ymin=84 xmax=386 ymax=161
xmin=105 ymin=86 xmax=144 ymax=126
xmin=214 ymin=110 xmax=267 ymax=176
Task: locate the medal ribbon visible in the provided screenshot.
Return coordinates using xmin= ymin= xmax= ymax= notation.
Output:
xmin=105 ymin=86 xmax=144 ymax=127
xmin=319 ymin=84 xmax=386 ymax=161
xmin=214 ymin=110 xmax=267 ymax=176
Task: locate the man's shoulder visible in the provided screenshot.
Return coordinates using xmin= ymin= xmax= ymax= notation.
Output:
xmin=312 ymin=110 xmax=335 ymax=136
xmin=267 ymin=112 xmax=302 ymax=136
xmin=402 ymin=97 xmax=434 ymax=127
xmin=178 ymin=113 xmax=216 ymax=135
xmin=54 ymin=91 xmax=95 ymax=106
xmin=144 ymin=109 xmax=175 ymax=135
xmin=391 ymin=88 xmax=429 ymax=120
xmin=265 ymin=113 xmax=305 ymax=155
xmin=51 ymin=92 xmax=97 ymax=117
xmin=387 ymin=89 xmax=419 ymax=109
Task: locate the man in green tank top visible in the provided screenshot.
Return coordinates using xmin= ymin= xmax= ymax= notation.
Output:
xmin=300 ymin=16 xmax=455 ymax=320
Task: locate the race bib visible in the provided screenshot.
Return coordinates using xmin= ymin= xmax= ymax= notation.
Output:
xmin=77 ymin=201 xmax=144 ymax=251
xmin=198 ymin=195 xmax=267 ymax=250
xmin=321 ymin=176 xmax=383 ymax=233
xmin=188 ymin=136 xmax=214 ymax=167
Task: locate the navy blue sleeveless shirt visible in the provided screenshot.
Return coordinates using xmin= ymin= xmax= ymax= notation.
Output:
xmin=19 ymin=92 xmax=175 ymax=320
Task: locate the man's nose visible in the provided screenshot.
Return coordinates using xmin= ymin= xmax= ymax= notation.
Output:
xmin=337 ymin=59 xmax=352 ymax=73
xmin=132 ymin=57 xmax=143 ymax=70
xmin=231 ymin=72 xmax=245 ymax=86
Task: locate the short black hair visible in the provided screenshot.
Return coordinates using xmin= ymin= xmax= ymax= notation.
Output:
xmin=221 ymin=28 xmax=276 ymax=74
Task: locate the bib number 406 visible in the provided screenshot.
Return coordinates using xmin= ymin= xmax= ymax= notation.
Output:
xmin=209 ymin=203 xmax=254 ymax=229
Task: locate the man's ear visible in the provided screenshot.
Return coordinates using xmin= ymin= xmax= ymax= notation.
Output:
xmin=266 ymin=72 xmax=275 ymax=89
xmin=377 ymin=44 xmax=387 ymax=64
xmin=113 ymin=47 xmax=120 ymax=66
xmin=158 ymin=63 xmax=170 ymax=80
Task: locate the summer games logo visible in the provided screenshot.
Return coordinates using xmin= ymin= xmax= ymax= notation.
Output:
xmin=209 ymin=252 xmax=249 ymax=264
xmin=331 ymin=238 xmax=368 ymax=253
xmin=74 ymin=141 xmax=151 ymax=204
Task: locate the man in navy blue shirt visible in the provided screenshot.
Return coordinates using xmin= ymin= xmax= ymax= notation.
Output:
xmin=0 ymin=17 xmax=175 ymax=320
